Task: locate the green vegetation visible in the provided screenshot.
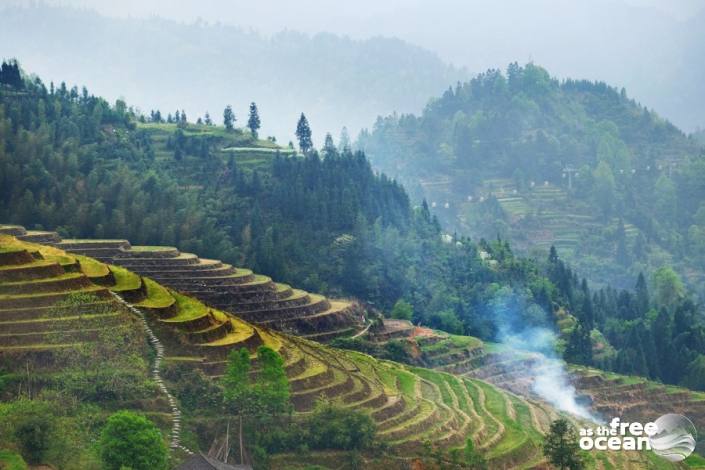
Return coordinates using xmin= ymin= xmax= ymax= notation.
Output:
xmin=74 ymin=254 xmax=110 ymax=278
xmin=361 ymin=62 xmax=705 ymax=300
xmin=109 ymin=265 xmax=141 ymax=291
xmin=542 ymin=419 xmax=584 ymax=470
xmin=222 ymin=346 xmax=291 ymax=417
xmin=0 ymin=240 xmax=661 ymax=468
xmin=99 ymin=411 xmax=168 ymax=470
xmin=0 ymin=242 xmax=159 ymax=469
xmin=0 ymin=450 xmax=27 ymax=470
xmin=390 ymin=299 xmax=413 ymax=320
xmin=0 ymin=400 xmax=53 ymax=465
xmin=135 ymin=278 xmax=174 ymax=309
xmin=305 ymin=401 xmax=376 ymax=451
xmin=0 ymin=63 xmax=599 ymax=348
xmin=1 ymin=58 xmax=703 ymax=469
xmin=169 ymin=292 xmax=208 ymax=321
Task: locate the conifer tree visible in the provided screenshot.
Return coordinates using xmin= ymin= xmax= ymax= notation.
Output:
xmin=223 ymin=105 xmax=235 ymax=131
xmin=247 ymin=102 xmax=261 ymax=138
xmin=323 ymin=132 xmax=336 ymax=156
xmin=296 ymin=113 xmax=313 ymax=154
xmin=543 ymin=419 xmax=584 ymax=470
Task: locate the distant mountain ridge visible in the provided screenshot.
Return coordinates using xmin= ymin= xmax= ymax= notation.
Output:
xmin=359 ymin=63 xmax=705 ymax=294
xmin=0 ymin=5 xmax=465 ymax=141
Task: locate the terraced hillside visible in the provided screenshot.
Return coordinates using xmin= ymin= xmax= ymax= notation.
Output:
xmin=0 ymin=233 xmax=182 ymax=458
xmin=0 ymin=235 xmax=125 ymax=357
xmin=0 ymin=234 xmax=670 ymax=467
xmin=385 ymin=327 xmax=705 ymax=460
xmin=0 ymin=225 xmax=364 ymax=343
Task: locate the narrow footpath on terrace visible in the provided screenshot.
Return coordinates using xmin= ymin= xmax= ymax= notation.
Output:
xmin=111 ymin=292 xmax=193 ymax=455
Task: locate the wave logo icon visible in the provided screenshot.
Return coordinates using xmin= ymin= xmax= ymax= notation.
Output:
xmin=649 ymin=414 xmax=697 ymax=462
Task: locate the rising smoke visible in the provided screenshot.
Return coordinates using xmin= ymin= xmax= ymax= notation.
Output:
xmin=490 ymin=289 xmax=600 ymax=422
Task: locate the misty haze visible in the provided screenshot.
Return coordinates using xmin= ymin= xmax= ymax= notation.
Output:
xmin=1 ymin=1 xmax=704 ymax=469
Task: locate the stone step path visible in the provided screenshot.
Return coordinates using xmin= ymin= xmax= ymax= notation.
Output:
xmin=110 ymin=292 xmax=193 ymax=455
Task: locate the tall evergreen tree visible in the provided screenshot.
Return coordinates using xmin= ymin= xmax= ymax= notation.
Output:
xmin=0 ymin=60 xmax=23 ymax=88
xmin=223 ymin=105 xmax=235 ymax=131
xmin=247 ymin=102 xmax=261 ymax=138
xmin=296 ymin=113 xmax=313 ymax=154
xmin=543 ymin=419 xmax=584 ymax=470
xmin=322 ymin=132 xmax=336 ymax=157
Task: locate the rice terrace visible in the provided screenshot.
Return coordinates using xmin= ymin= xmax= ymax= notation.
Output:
xmin=2 ymin=1 xmax=705 ymax=469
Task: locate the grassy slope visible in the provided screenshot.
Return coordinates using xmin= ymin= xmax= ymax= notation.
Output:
xmin=0 ymin=236 xmax=667 ymax=468
xmin=138 ymin=122 xmax=295 ymax=175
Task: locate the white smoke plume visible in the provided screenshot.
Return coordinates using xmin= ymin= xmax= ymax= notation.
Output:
xmin=491 ymin=290 xmax=600 ymax=422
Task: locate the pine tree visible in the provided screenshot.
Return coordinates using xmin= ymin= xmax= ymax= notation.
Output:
xmin=247 ymin=102 xmax=261 ymax=138
xmin=204 ymin=111 xmax=213 ymax=126
xmin=295 ymin=113 xmax=313 ymax=154
xmin=223 ymin=105 xmax=235 ymax=131
xmin=0 ymin=60 xmax=23 ymax=88
xmin=322 ymin=132 xmax=336 ymax=157
xmin=543 ymin=419 xmax=584 ymax=470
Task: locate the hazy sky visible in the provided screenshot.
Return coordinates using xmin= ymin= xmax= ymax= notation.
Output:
xmin=28 ymin=1 xmax=705 ymax=73
xmin=36 ymin=0 xmax=705 ymax=27
xmin=5 ymin=0 xmax=705 ymax=132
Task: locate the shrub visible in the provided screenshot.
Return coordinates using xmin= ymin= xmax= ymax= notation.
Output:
xmin=390 ymin=299 xmax=413 ymax=320
xmin=14 ymin=413 xmax=52 ymax=465
xmin=0 ymin=400 xmax=54 ymax=465
xmin=307 ymin=402 xmax=376 ymax=451
xmin=99 ymin=411 xmax=167 ymax=470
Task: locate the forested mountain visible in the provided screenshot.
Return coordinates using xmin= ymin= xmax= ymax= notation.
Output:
xmin=0 ymin=5 xmax=465 ymax=141
xmin=0 ymin=62 xmax=513 ymax=335
xmin=2 ymin=63 xmax=705 ymax=391
xmin=359 ymin=63 xmax=705 ymax=296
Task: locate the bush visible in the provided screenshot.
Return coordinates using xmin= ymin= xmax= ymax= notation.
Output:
xmin=390 ymin=299 xmax=413 ymax=320
xmin=164 ymin=364 xmax=221 ymax=412
xmin=307 ymin=402 xmax=376 ymax=451
xmin=0 ymin=400 xmax=54 ymax=465
xmin=99 ymin=411 xmax=168 ymax=470
xmin=14 ymin=413 xmax=52 ymax=465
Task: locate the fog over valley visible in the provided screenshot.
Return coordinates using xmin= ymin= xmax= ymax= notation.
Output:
xmin=2 ymin=0 xmax=704 ymax=140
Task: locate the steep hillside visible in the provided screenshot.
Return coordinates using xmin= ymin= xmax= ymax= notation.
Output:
xmin=356 ymin=323 xmax=705 ymax=467
xmin=0 ymin=233 xmax=588 ymax=469
xmin=0 ymin=225 xmax=364 ymax=342
xmin=359 ymin=63 xmax=705 ymax=294
xmin=0 ymin=234 xmax=177 ymax=466
xmin=0 ymin=65 xmax=593 ymax=346
xmin=1 ymin=233 xmax=678 ymax=468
